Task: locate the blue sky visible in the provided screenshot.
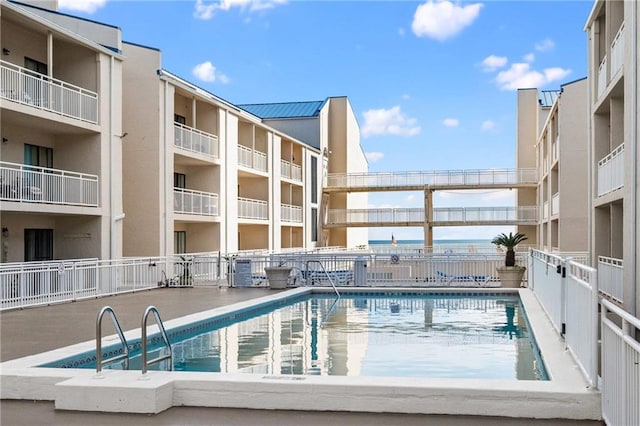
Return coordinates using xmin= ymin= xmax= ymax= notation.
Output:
xmin=59 ymin=0 xmax=593 ymax=241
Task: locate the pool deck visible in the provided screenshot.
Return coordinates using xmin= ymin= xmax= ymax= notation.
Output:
xmin=0 ymin=286 xmax=603 ymax=425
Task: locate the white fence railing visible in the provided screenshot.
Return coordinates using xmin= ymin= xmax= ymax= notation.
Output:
xmin=174 ymin=123 xmax=218 ymax=158
xmin=0 ymin=254 xmax=224 ymax=310
xmin=597 ymin=56 xmax=607 ymax=98
xmin=0 ymin=161 xmax=99 ymax=206
xmin=174 ymin=187 xmax=218 ymax=216
xmin=432 ymin=206 xmax=538 ymax=223
xmin=280 ymin=159 xmax=302 ymax=182
xmin=565 ymin=260 xmax=599 ymax=388
xmin=327 ymin=208 xmax=424 ymax=225
xmin=600 ymin=298 xmax=640 ymax=426
xmin=529 ymin=249 xmax=564 ymax=333
xmin=0 ymin=60 xmax=98 ymax=124
xmin=551 ymin=192 xmax=559 ymax=216
xmin=281 ymin=203 xmax=303 ymax=223
xmin=597 ymin=143 xmax=624 ymax=196
xmin=327 ymin=168 xmax=538 ymax=190
xmin=238 ymin=197 xmax=268 ymax=220
xmin=238 ymin=145 xmax=268 ymax=172
xmin=598 ymin=256 xmax=623 ymax=303
xmin=610 ymin=23 xmax=625 ymax=79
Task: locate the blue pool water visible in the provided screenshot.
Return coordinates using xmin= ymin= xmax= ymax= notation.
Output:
xmin=44 ymin=293 xmax=548 ymax=380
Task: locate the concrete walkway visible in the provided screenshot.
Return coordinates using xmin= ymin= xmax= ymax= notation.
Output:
xmin=0 ymin=287 xmax=603 ymax=425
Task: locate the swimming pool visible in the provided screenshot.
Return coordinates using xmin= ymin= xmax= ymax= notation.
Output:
xmin=43 ymin=292 xmax=547 ymax=381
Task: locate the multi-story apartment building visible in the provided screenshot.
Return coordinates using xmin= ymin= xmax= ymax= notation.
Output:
xmin=585 ymin=0 xmax=639 ymax=316
xmin=520 ymin=80 xmax=589 ymax=252
xmin=0 ymin=0 xmax=124 ymax=262
xmin=239 ymin=98 xmax=369 ymax=248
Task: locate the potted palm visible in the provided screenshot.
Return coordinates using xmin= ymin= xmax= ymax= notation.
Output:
xmin=491 ymin=232 xmax=527 ymax=288
xmin=264 ymin=261 xmax=292 ymax=290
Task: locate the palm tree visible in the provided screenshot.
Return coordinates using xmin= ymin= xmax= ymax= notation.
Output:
xmin=491 ymin=232 xmax=527 ymax=267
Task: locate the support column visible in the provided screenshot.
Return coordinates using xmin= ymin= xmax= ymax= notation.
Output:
xmin=423 ymin=187 xmax=433 ymax=248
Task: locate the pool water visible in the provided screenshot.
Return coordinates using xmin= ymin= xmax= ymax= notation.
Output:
xmin=47 ymin=294 xmax=548 ymax=380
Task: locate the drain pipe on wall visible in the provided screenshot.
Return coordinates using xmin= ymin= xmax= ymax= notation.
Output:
xmin=631 ymin=0 xmax=638 ymax=317
xmin=109 ymin=55 xmax=115 ymax=260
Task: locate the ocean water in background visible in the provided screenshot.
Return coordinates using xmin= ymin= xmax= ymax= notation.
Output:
xmin=368 ymin=239 xmax=496 ymax=253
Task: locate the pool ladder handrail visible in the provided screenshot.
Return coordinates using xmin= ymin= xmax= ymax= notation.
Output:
xmin=305 ymin=259 xmax=341 ymax=298
xmin=95 ymin=306 xmax=130 ymax=373
xmin=141 ymin=305 xmax=173 ymax=375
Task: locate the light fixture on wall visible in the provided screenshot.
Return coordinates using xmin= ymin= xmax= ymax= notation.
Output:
xmin=2 ymin=48 xmax=9 ymax=55
xmin=2 ymin=138 xmax=8 ymax=144
xmin=2 ymin=228 xmax=8 ymax=238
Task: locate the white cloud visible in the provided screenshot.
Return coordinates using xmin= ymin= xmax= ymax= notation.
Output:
xmin=194 ymin=0 xmax=286 ymax=20
xmin=406 ymin=194 xmax=416 ymax=202
xmin=58 ymin=0 xmax=106 ymax=13
xmin=192 ymin=61 xmax=229 ymax=83
xmin=481 ymin=55 xmax=507 ymax=72
xmin=402 ymin=93 xmax=411 ymax=100
xmin=365 ymin=152 xmax=384 ymax=163
xmin=361 ymin=106 xmax=421 ymax=138
xmin=443 ymin=118 xmax=459 ymax=128
xmin=495 ymin=63 xmax=571 ymax=91
xmin=535 ymin=38 xmax=555 ymax=52
xmin=412 ymin=1 xmax=483 ymax=41
xmin=523 ymin=53 xmax=535 ymax=63
xmin=481 ymin=120 xmax=495 ymax=130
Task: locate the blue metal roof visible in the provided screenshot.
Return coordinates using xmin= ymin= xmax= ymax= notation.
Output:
xmin=539 ymin=90 xmax=560 ymax=108
xmin=238 ymin=100 xmax=325 ymax=119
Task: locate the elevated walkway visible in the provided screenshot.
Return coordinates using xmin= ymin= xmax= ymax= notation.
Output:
xmin=325 ymin=207 xmax=538 ymax=228
xmin=325 ymin=168 xmax=538 ymax=192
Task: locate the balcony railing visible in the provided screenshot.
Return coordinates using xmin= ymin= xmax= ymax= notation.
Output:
xmin=173 ymin=188 xmax=218 ymax=216
xmin=174 ymin=123 xmax=218 ymax=158
xmin=597 ymin=143 xmax=624 ymax=196
xmin=543 ymin=201 xmax=549 ymax=220
xmin=238 ymin=197 xmax=268 ymax=220
xmin=281 ymin=203 xmax=303 ymax=223
xmin=280 ymin=159 xmax=302 ymax=182
xmin=0 ymin=60 xmax=98 ymax=124
xmin=598 ymin=256 xmax=623 ymax=303
xmin=238 ymin=145 xmax=267 ymax=173
xmin=610 ymin=23 xmax=624 ymax=78
xmin=0 ymin=161 xmax=98 ymax=207
xmin=597 ymin=56 xmax=607 ymax=98
xmin=432 ymin=206 xmax=538 ymax=223
xmin=552 ymin=136 xmax=559 ymax=164
xmin=551 ymin=192 xmax=559 ymax=216
xmin=327 ymin=168 xmax=538 ymax=191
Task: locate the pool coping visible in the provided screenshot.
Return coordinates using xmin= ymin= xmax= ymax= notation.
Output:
xmin=0 ymin=287 xmax=601 ymax=420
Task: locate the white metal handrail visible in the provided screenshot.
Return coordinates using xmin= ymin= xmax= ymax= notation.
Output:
xmin=238 ymin=145 xmax=267 ymax=172
xmin=551 ymin=192 xmax=559 ymax=216
xmin=253 ymin=150 xmax=267 ymax=172
xmin=238 ymin=197 xmax=268 ymax=220
xmin=597 ymin=56 xmax=607 ymax=98
xmin=598 ymin=256 xmax=623 ymax=303
xmin=173 ymin=187 xmax=218 ymax=216
xmin=610 ymin=23 xmax=625 ymax=79
xmin=96 ymin=306 xmax=129 ymax=373
xmin=280 ymin=159 xmax=303 ymax=182
xmin=0 ymin=161 xmax=99 ymax=206
xmin=281 ymin=203 xmax=303 ymax=223
xmin=552 ymin=136 xmax=559 ymax=164
xmin=327 ymin=168 xmax=538 ymax=189
xmin=174 ymin=123 xmax=218 ymax=158
xmin=141 ymin=305 xmax=172 ymax=374
xmin=432 ymin=206 xmax=538 ymax=223
xmin=597 ymin=143 xmax=624 ymax=196
xmin=0 ymin=59 xmax=98 ymax=124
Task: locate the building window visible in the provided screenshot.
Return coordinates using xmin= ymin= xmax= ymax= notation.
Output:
xmin=311 ymin=156 xmax=318 ymax=204
xmin=311 ymin=208 xmax=318 ymax=242
xmin=24 ymin=229 xmax=53 ymax=261
xmin=174 ymin=231 xmax=186 ymax=254
xmin=24 ymin=144 xmax=53 ymax=168
xmin=24 ymin=57 xmax=47 ymax=75
xmin=174 ymin=173 xmax=186 ymax=189
xmin=174 ymin=114 xmax=186 ymax=125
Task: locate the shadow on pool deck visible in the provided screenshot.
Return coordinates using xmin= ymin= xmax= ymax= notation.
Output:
xmin=0 ymin=286 xmax=603 ymax=425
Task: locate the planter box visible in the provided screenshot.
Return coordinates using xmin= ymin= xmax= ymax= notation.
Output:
xmin=496 ymin=266 xmax=526 ymax=288
xmin=264 ymin=266 xmax=293 ymax=290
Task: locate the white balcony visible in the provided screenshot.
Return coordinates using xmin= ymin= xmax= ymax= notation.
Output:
xmin=174 ymin=123 xmax=218 ymax=158
xmin=174 ymin=188 xmax=218 ymax=216
xmin=281 ymin=203 xmax=302 ymax=223
xmin=551 ymin=192 xmax=559 ymax=216
xmin=238 ymin=197 xmax=268 ymax=220
xmin=597 ymin=56 xmax=607 ymax=98
xmin=552 ymin=136 xmax=559 ymax=164
xmin=598 ymin=256 xmax=623 ymax=303
xmin=610 ymin=23 xmax=624 ymax=79
xmin=280 ymin=159 xmax=302 ymax=182
xmin=597 ymin=143 xmax=624 ymax=197
xmin=0 ymin=60 xmax=98 ymax=124
xmin=543 ymin=201 xmax=549 ymax=220
xmin=238 ymin=146 xmax=267 ymax=173
xmin=0 ymin=161 xmax=98 ymax=207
